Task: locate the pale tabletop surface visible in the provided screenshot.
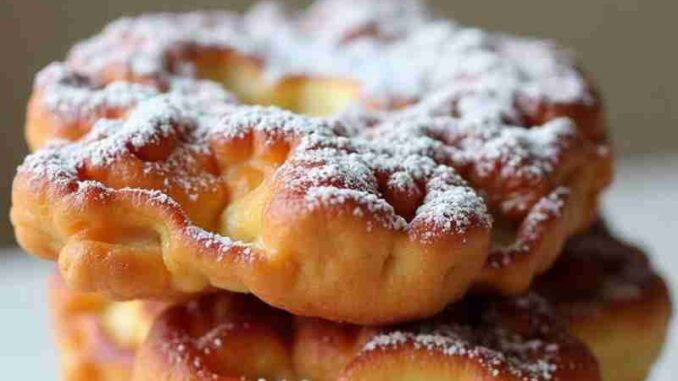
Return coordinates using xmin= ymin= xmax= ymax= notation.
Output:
xmin=1 ymin=155 xmax=676 ymax=380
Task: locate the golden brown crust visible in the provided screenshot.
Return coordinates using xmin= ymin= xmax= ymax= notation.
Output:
xmin=15 ymin=63 xmax=610 ymax=324
xmin=133 ymin=293 xmax=599 ymax=381
xmin=49 ymin=224 xmax=671 ymax=381
xmin=535 ymin=221 xmax=673 ymax=381
xmin=17 ymin=1 xmax=612 ymax=324
xmin=48 ymin=275 xmax=166 ymax=381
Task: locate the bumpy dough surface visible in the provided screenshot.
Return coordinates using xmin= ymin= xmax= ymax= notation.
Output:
xmin=49 ymin=223 xmax=670 ymax=381
xmin=48 ymin=275 xmax=166 ymax=381
xmin=16 ymin=0 xmax=611 ymax=323
xmin=133 ymin=292 xmax=600 ymax=381
xmin=535 ymin=221 xmax=672 ymax=381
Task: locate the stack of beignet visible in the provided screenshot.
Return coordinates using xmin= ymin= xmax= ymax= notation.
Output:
xmin=11 ymin=1 xmax=670 ymax=380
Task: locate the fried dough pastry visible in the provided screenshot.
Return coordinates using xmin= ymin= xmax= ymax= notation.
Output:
xmin=16 ymin=0 xmax=611 ymax=323
xmin=535 ymin=221 xmax=672 ymax=381
xmin=48 ymin=276 xmax=166 ymax=381
xmin=15 ymin=95 xmax=609 ymax=323
xmin=49 ymin=224 xmax=670 ymax=381
xmin=132 ymin=292 xmax=599 ymax=381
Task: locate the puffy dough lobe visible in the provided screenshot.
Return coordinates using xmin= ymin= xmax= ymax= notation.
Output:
xmin=48 ymin=275 xmax=166 ymax=381
xmin=17 ymin=0 xmax=612 ymax=324
xmin=14 ymin=85 xmax=612 ymax=323
xmin=133 ymin=292 xmax=600 ymax=381
xmin=49 ymin=223 xmax=671 ymax=381
xmin=535 ymin=221 xmax=672 ymax=381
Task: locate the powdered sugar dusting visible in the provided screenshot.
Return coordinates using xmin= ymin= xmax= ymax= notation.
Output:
xmin=150 ymin=293 xmax=594 ymax=381
xmin=361 ymin=295 xmax=574 ymax=381
xmin=63 ymin=0 xmax=591 ymax=110
xmin=20 ymin=71 xmax=586 ymax=256
xmin=37 ymin=62 xmax=158 ymax=124
xmin=21 ymin=94 xmax=227 ymax=218
xmin=364 ymin=328 xmax=560 ymax=380
xmin=487 ymin=188 xmax=569 ymax=269
xmin=536 ymin=221 xmax=662 ymax=318
xmin=183 ymin=225 xmax=254 ymax=262
xmin=20 ymin=0 xmax=605 ymax=278
xmin=305 ymin=187 xmax=409 ymax=231
xmin=20 ymin=91 xmax=495 ymax=244
xmin=34 ymin=62 xmax=236 ymax=128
